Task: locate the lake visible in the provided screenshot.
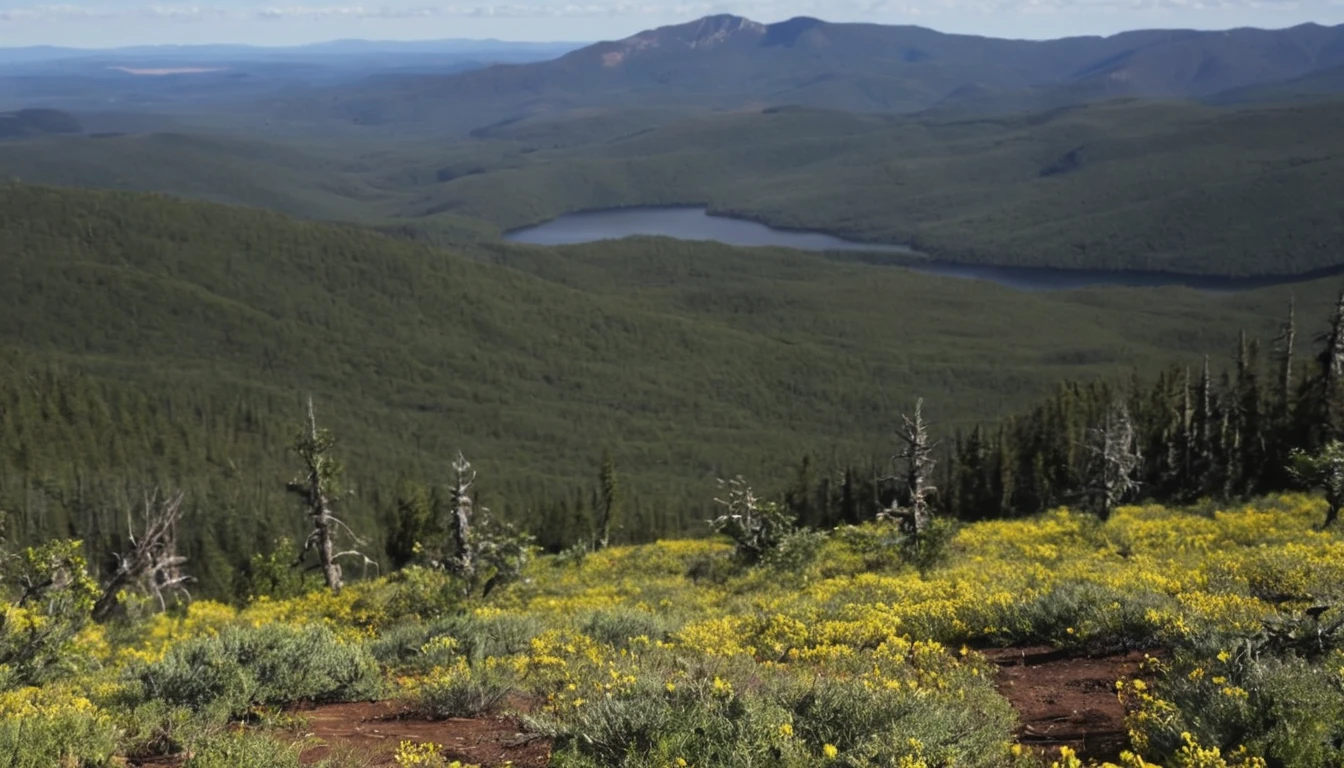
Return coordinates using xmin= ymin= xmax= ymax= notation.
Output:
xmin=504 ymin=206 xmax=1334 ymax=292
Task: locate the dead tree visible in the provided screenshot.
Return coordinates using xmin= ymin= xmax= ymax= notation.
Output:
xmin=595 ymin=449 xmax=620 ymax=551
xmin=881 ymin=399 xmax=938 ymax=535
xmin=446 ymin=452 xmax=477 ymax=587
xmin=434 ymin=452 xmax=532 ymax=597
xmin=92 ymin=489 xmax=192 ymax=622
xmin=287 ymin=398 xmax=374 ymax=594
xmin=1083 ymin=400 xmax=1142 ymax=519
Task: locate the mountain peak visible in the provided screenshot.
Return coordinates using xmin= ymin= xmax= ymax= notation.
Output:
xmin=626 ymin=14 xmax=765 ymax=49
xmin=595 ymin=14 xmax=765 ymax=67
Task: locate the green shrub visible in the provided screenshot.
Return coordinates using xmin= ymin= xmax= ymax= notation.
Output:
xmin=180 ymin=731 xmax=306 ymax=768
xmin=761 ymin=528 xmax=829 ymax=577
xmin=0 ymin=704 xmax=120 ymax=768
xmin=1010 ymin=580 xmax=1174 ymax=653
xmin=767 ymin=672 xmax=1014 ymax=768
xmin=543 ymin=660 xmax=1015 ymax=768
xmin=410 ymin=659 xmax=515 ymax=719
xmin=442 ymin=613 xmax=542 ymax=662
xmin=141 ymin=623 xmax=382 ymax=717
xmin=581 ymin=608 xmax=673 ymax=649
xmin=114 ymin=699 xmax=202 ymax=759
xmin=898 ymin=516 xmax=958 ymax=574
xmin=362 ymin=565 xmax=465 ymax=623
xmin=0 ymin=540 xmax=100 ymax=689
xmin=709 ymin=477 xmax=795 ymax=565
xmin=684 ymin=551 xmax=739 ymax=585
xmin=369 ymin=611 xmax=541 ymax=672
xmin=1130 ymin=648 xmax=1344 ymax=767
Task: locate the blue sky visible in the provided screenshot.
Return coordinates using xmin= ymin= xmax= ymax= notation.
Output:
xmin=1 ymin=0 xmax=1341 ymax=48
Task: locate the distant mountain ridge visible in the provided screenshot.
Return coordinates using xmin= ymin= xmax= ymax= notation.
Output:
xmin=307 ymin=15 xmax=1344 ymax=131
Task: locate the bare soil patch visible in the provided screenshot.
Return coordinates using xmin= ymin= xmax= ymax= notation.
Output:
xmin=294 ymin=701 xmax=551 ymax=766
xmin=984 ymin=645 xmax=1147 ymax=763
xmin=126 ymin=701 xmax=551 ymax=767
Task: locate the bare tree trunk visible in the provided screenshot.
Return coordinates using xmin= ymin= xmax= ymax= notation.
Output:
xmin=886 ymin=399 xmax=937 ymax=535
xmin=92 ymin=489 xmax=191 ymax=622
xmin=304 ymin=403 xmax=343 ymax=592
xmin=1278 ymin=297 xmax=1296 ymax=419
xmin=287 ymin=399 xmax=374 ymax=594
xmin=1085 ymin=401 xmax=1142 ymax=519
xmin=449 ymin=453 xmax=476 ymax=590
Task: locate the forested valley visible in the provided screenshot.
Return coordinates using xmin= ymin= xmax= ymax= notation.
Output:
xmin=5 ymin=13 xmax=1344 ymax=766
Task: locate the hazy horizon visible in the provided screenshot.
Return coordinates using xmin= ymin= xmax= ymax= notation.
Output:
xmin=2 ymin=1 xmax=1343 ymax=50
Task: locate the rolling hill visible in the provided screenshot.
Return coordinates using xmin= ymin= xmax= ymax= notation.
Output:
xmin=0 ymin=108 xmax=82 ymax=138
xmin=3 ymin=180 xmax=1338 ymax=500
xmin=5 ymin=96 xmax=1343 ymax=275
xmin=297 ymin=16 xmax=1344 ymax=133
xmin=383 ymin=99 xmax=1344 ymax=275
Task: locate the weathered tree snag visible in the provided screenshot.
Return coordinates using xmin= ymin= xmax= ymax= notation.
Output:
xmin=1084 ymin=400 xmax=1142 ymax=520
xmin=287 ymin=398 xmax=374 ymax=594
xmin=92 ymin=488 xmax=191 ymax=622
xmin=882 ymin=399 xmax=938 ymax=535
xmin=447 ymin=452 xmax=477 ymax=588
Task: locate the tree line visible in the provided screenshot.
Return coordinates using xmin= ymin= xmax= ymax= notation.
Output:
xmin=5 ymin=292 xmax=1344 ymax=610
xmin=781 ymin=295 xmax=1344 ymax=531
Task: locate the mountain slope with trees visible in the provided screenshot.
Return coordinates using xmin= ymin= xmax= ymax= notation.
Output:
xmin=293 ymin=16 xmax=1344 ymax=133
xmin=4 ymin=181 xmax=1342 ymax=594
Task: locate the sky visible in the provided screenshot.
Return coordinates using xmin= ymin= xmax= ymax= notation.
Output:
xmin=0 ymin=0 xmax=1341 ymax=48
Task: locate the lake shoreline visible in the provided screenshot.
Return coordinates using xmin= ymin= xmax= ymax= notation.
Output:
xmin=503 ymin=206 xmax=1344 ymax=293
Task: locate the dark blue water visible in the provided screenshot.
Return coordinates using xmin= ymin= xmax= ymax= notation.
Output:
xmin=504 ymin=206 xmax=1334 ymax=292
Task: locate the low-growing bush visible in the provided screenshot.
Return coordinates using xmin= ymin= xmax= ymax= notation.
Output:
xmin=406 ymin=657 xmax=515 ymax=719
xmin=1126 ymin=648 xmax=1344 ymax=768
xmin=113 ymin=699 xmax=202 ymax=759
xmin=0 ymin=686 xmax=120 ymax=768
xmin=370 ymin=611 xmax=541 ymax=673
xmin=541 ymin=647 xmax=1015 ymax=768
xmin=179 ymin=731 xmax=306 ymax=768
xmin=141 ymin=623 xmax=382 ymax=717
xmin=761 ymin=527 xmax=829 ymax=577
xmin=1010 ymin=581 xmax=1175 ymax=653
xmin=581 ymin=608 xmax=673 ymax=649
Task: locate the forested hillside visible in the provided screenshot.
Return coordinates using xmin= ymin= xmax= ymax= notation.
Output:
xmin=4 ymin=180 xmax=1342 ymax=597
xmin=6 ymin=99 xmax=1343 ymax=275
xmin=285 ymin=15 xmax=1344 ymax=132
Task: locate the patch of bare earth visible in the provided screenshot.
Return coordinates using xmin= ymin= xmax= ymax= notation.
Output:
xmin=984 ymin=646 xmax=1147 ymax=763
xmin=127 ymin=701 xmax=551 ymax=767
xmin=294 ymin=701 xmax=551 ymax=766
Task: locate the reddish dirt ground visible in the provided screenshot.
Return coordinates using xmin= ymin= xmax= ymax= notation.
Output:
xmin=984 ymin=646 xmax=1147 ymax=763
xmin=127 ymin=702 xmax=551 ymax=767
xmin=293 ymin=701 xmax=551 ymax=767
